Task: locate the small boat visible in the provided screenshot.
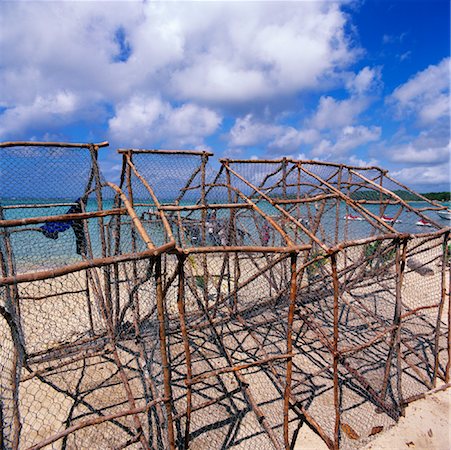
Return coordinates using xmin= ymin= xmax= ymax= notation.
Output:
xmin=416 ymin=218 xmax=433 ymax=227
xmin=437 ymin=209 xmax=451 ymax=220
xmin=344 ymin=214 xmax=363 ymax=221
xmin=381 ymin=215 xmax=401 ymax=224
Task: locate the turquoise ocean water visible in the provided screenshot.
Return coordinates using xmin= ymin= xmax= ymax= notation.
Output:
xmin=1 ymin=198 xmax=449 ymax=272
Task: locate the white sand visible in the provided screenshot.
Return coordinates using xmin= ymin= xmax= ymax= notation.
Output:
xmin=295 ymin=387 xmax=451 ymax=450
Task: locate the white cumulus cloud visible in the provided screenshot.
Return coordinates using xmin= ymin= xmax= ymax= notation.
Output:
xmin=346 ymin=66 xmax=382 ymax=95
xmin=390 ymin=57 xmax=450 ymax=125
xmin=169 ymin=2 xmax=355 ymax=104
xmin=0 ymin=91 xmax=78 ymax=139
xmin=391 ymin=163 xmax=450 ymax=186
xmin=0 ymin=0 xmax=359 ymax=146
xmin=348 ymin=155 xmax=379 ymax=167
xmin=0 ymin=1 xmax=356 ymax=112
xmin=310 ymin=96 xmax=369 ymax=130
xmin=312 ymin=125 xmax=381 ymax=156
xmin=108 ymin=96 xmax=221 ymax=148
xmin=228 ymin=114 xmax=319 ymax=152
xmin=388 ymin=141 xmax=450 ymax=165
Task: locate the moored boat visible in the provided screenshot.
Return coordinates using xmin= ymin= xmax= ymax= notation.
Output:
xmin=381 ymin=215 xmax=401 ymax=223
xmin=437 ymin=209 xmax=451 ymax=220
xmin=344 ymin=214 xmax=363 ymax=221
xmin=416 ymin=218 xmax=433 ymax=227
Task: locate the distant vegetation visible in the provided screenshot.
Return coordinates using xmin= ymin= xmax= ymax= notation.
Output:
xmin=274 ymin=190 xmax=450 ymax=202
xmin=420 ymin=192 xmax=450 ymax=201
xmin=350 ymin=190 xmax=450 ymax=202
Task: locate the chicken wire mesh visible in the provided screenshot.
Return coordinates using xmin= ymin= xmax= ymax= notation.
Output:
xmin=0 ymin=142 xmax=174 ymax=449
xmin=0 ymin=146 xmax=449 ymax=450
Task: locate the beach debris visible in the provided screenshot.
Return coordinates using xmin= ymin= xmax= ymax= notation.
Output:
xmin=369 ymin=425 xmax=384 ymax=436
xmin=341 ymin=422 xmax=360 ymax=440
xmin=407 ymin=257 xmax=434 ymax=276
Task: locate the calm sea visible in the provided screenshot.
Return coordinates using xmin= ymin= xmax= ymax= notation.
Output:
xmin=1 ymin=198 xmax=449 ymax=273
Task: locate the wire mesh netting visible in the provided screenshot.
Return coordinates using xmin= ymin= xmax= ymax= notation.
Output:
xmin=0 ymin=146 xmax=449 ymax=449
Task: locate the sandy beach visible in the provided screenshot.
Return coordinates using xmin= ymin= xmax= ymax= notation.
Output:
xmin=4 ymin=243 xmax=446 ymax=449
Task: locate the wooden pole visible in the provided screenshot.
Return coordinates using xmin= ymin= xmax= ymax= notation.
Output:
xmin=331 ymin=252 xmax=341 ymax=449
xmin=284 ymin=252 xmax=297 ymax=448
xmin=118 ymin=149 xmax=213 ymax=156
xmin=175 ymin=256 xmax=193 ymax=448
xmin=0 ymin=242 xmax=175 ymax=286
xmin=434 ymin=231 xmax=450 ymax=384
xmin=0 ymin=141 xmax=109 ymax=149
xmin=446 ymin=237 xmax=451 ymax=382
xmin=155 ymin=256 xmax=176 ymax=450
xmin=0 ymin=208 xmax=125 ymax=228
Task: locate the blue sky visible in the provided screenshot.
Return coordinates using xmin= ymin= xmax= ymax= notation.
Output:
xmin=0 ymin=0 xmax=449 ymax=192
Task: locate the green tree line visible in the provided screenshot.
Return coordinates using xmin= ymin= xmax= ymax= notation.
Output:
xmin=350 ymin=190 xmax=450 ymax=201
